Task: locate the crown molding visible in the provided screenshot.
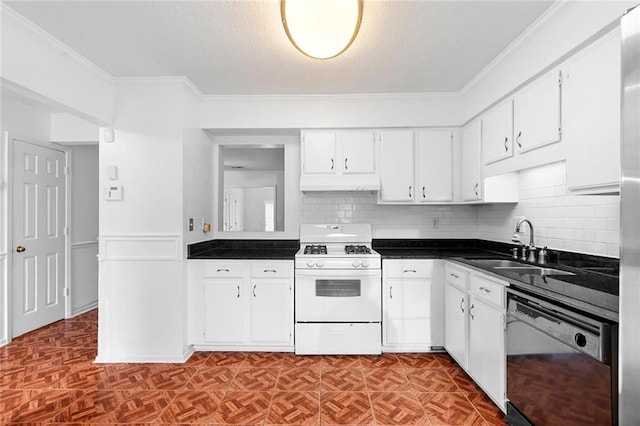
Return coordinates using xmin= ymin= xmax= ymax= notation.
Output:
xmin=458 ymin=0 xmax=573 ymax=96
xmin=113 ymin=76 xmax=203 ymax=98
xmin=202 ymin=91 xmax=461 ymax=102
xmin=1 ymin=3 xmax=114 ymax=84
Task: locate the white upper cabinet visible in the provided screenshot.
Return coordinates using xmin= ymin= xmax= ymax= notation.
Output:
xmin=301 ymin=130 xmax=337 ymax=174
xmin=461 ymin=120 xmax=482 ymax=201
xmin=338 ymin=130 xmax=376 ymax=174
xmin=513 ymin=69 xmax=562 ymax=153
xmin=302 ymin=129 xmax=376 ymax=175
xmin=378 ymin=129 xmax=454 ymax=204
xmin=378 ymin=130 xmax=415 ymax=202
xmin=565 ymin=30 xmax=621 ymax=193
xmin=482 ymin=100 xmax=514 ymax=165
xmin=416 ymin=130 xmax=453 ymax=202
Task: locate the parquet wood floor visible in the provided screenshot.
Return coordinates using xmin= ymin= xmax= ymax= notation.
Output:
xmin=0 ymin=309 xmax=506 ymax=425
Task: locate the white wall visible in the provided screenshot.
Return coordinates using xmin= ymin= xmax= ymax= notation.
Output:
xmin=97 ymin=79 xmax=189 ymax=362
xmin=477 ymin=162 xmax=620 ymax=258
xmin=0 ymin=95 xmax=53 ymax=346
xmin=69 ymin=145 xmax=99 ymax=315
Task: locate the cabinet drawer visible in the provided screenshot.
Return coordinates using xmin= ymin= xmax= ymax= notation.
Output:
xmin=203 ymin=262 xmax=246 ymax=278
xmin=250 ymin=262 xmax=292 ymax=278
xmin=445 ymin=263 xmax=468 ymax=289
xmin=470 ymin=274 xmax=506 ymax=307
xmin=384 ymin=260 xmax=433 ymax=278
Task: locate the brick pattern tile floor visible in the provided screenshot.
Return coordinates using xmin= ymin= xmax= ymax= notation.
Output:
xmin=0 ymin=309 xmax=507 ymax=425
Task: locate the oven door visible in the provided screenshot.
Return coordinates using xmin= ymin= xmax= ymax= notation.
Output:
xmin=295 ymin=269 xmax=381 ymax=322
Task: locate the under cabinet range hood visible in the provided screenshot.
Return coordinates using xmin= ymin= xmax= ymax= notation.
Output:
xmin=299 ymin=174 xmax=381 ymax=192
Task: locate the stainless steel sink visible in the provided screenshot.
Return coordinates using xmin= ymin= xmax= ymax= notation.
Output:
xmin=467 ymin=259 xmax=576 ymax=276
xmin=494 ymin=266 xmax=576 ymax=276
xmin=468 ymin=259 xmax=529 ymax=268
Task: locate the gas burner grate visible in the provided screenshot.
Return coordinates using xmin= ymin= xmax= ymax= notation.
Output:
xmin=304 ymin=244 xmax=327 ymax=255
xmin=345 ymin=245 xmax=372 ymax=255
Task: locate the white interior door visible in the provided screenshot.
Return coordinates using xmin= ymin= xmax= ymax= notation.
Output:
xmin=12 ymin=140 xmax=66 ymax=337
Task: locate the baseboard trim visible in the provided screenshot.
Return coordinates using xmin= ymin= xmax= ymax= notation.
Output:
xmin=94 ymin=345 xmax=195 ymax=364
xmin=70 ymin=302 xmax=98 ymax=318
xmin=193 ymin=345 xmax=295 ymax=352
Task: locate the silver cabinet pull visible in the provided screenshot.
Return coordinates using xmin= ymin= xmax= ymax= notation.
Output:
xmin=470 ymin=303 xmax=475 ymax=320
xmin=516 ymin=131 xmax=522 ymax=148
xmin=236 ymin=285 xmax=240 ymax=298
xmin=217 ymin=268 xmax=229 ymax=272
xmin=422 ymin=186 xmax=426 ymax=199
xmin=403 ymin=269 xmax=417 ymax=273
xmin=263 ymin=269 xmax=276 ymax=273
xmin=460 ymin=297 xmax=465 ymax=313
xmin=389 ymin=285 xmax=393 ymax=299
xmin=344 ymin=158 xmax=348 ymax=170
xmin=450 ymin=273 xmax=459 ymax=279
xmin=409 ymin=185 xmax=412 ymax=198
xmin=479 ymin=286 xmax=491 ymax=294
xmin=504 ymin=137 xmax=509 ymax=152
xmin=474 ymin=183 xmax=479 ymax=196
xmin=330 ymin=158 xmax=334 ymax=170
xmin=253 ymin=284 xmax=257 ymax=298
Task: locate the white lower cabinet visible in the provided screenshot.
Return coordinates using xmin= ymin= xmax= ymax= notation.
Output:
xmin=189 ymin=260 xmax=294 ymax=351
xmin=382 ymin=259 xmax=443 ymax=351
xmin=444 ymin=262 xmax=506 ymax=411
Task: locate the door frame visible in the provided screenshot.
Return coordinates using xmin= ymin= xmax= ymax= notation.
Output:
xmin=3 ymin=131 xmax=71 ymax=344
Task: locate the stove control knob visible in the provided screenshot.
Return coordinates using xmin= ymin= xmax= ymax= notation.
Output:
xmin=316 ymin=261 xmax=324 ymax=268
xmin=352 ymin=261 xmax=360 ymax=268
xmin=361 ymin=261 xmax=369 ymax=268
xmin=306 ymin=261 xmax=314 ymax=268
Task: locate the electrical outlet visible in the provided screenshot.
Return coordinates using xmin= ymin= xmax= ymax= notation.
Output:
xmin=432 ymin=218 xmax=439 ymax=229
xmin=188 ymin=218 xmax=194 ymax=232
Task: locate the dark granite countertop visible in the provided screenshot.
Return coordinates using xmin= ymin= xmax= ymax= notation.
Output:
xmin=188 ymin=239 xmax=299 ymax=260
xmin=374 ymin=239 xmax=619 ymax=322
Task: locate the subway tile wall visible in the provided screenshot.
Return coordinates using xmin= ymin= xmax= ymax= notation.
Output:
xmin=300 ymin=192 xmax=477 ymax=239
xmin=300 ymin=162 xmax=620 ymax=258
xmin=476 ymin=161 xmax=620 ymax=258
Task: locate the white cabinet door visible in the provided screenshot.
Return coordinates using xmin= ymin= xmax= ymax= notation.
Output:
xmin=302 ymin=131 xmax=336 ymax=174
xmin=513 ymin=69 xmax=562 ymax=154
xmin=339 ymin=130 xmax=376 ymax=174
xmin=383 ymin=278 xmax=432 ymax=347
xmin=250 ymin=279 xmax=293 ymax=345
xmin=416 ymin=130 xmax=453 ymax=202
xmin=461 ymin=121 xmax=482 ymax=201
xmin=482 ymin=100 xmax=513 ymax=165
xmin=565 ymin=30 xmax=621 ymax=192
xmin=468 ymin=298 xmax=505 ymax=410
xmin=203 ymin=279 xmax=244 ymax=343
xmin=444 ymin=283 xmax=468 ymax=369
xmin=379 ymin=130 xmax=415 ymax=202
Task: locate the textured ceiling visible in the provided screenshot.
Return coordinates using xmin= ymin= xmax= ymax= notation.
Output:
xmin=5 ymin=0 xmax=554 ymax=95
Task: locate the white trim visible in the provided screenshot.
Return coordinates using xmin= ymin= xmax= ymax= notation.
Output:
xmin=203 ymin=91 xmax=460 ymax=103
xmin=71 ymin=240 xmax=99 ymax=249
xmin=100 ymin=234 xmax=183 ymax=261
xmin=71 ymin=301 xmax=98 ymax=317
xmin=0 ymin=4 xmax=113 ymax=84
xmin=114 ymin=76 xmax=203 ymax=98
xmin=0 ymin=338 xmax=8 ymax=348
xmin=458 ymin=1 xmax=573 ymax=95
xmin=193 ymin=345 xmax=295 ymax=352
xmin=95 ymin=345 xmax=195 ymax=364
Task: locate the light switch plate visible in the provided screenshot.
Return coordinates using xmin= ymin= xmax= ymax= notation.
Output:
xmin=104 ymin=185 xmax=123 ymax=201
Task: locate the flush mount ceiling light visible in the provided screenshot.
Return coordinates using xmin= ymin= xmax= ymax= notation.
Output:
xmin=281 ymin=0 xmax=363 ymax=60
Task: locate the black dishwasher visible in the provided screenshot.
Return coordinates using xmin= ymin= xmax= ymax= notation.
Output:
xmin=505 ymin=288 xmax=618 ymax=425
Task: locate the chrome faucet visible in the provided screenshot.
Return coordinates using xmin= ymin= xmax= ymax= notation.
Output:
xmin=512 ymin=218 xmax=536 ymax=263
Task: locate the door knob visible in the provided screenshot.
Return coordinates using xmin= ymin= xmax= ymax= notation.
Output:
xmin=16 ymin=246 xmax=26 ymax=253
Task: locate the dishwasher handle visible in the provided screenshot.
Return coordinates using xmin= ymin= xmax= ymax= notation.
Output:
xmin=507 ymin=290 xmax=611 ymax=363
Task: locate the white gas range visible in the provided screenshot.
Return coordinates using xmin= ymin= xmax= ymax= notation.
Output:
xmin=294 ymin=224 xmax=382 ymax=355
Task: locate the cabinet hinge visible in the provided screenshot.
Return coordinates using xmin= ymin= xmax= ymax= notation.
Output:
xmin=558 ymin=70 xmax=563 ymax=87
xmin=64 ymin=287 xmax=70 ymax=297
xmin=63 ymin=166 xmax=69 ymax=176
xmin=63 ymin=227 xmax=69 ymax=236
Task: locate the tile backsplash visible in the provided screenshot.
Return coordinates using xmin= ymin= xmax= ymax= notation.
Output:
xmin=476 ymin=161 xmax=620 ymax=258
xmin=300 ymin=161 xmax=620 ymax=258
